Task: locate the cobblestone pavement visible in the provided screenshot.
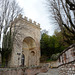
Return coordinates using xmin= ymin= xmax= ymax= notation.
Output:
xmin=37 ymin=68 xmax=59 ymax=75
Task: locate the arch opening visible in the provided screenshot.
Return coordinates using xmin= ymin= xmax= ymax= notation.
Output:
xmin=23 ymin=37 xmax=36 ymax=50
xmin=31 ymin=51 xmax=35 ymax=56
xmin=22 ymin=37 xmax=36 ymax=66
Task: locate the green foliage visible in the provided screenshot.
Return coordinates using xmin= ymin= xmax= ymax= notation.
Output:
xmin=54 ymin=30 xmax=73 ymax=46
xmin=41 ymin=33 xmax=50 ymax=57
xmin=50 ymin=53 xmax=60 ymax=61
xmin=1 ymin=30 xmax=13 ymax=65
xmin=47 ymin=0 xmax=75 ymax=45
xmin=40 ymin=55 xmax=49 ymax=62
xmin=40 ymin=31 xmax=67 ymax=62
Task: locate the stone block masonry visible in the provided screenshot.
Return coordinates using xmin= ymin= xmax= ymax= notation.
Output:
xmin=0 ymin=66 xmax=48 ymax=75
xmin=58 ymin=61 xmax=75 ymax=75
xmin=8 ymin=14 xmax=41 ymax=67
xmin=0 ymin=67 xmax=26 ymax=75
xmin=57 ymin=44 xmax=75 ymax=75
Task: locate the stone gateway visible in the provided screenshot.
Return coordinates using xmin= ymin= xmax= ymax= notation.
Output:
xmin=8 ymin=14 xmax=41 ymax=67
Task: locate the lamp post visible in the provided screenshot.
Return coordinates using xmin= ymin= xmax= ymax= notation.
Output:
xmin=17 ymin=53 xmax=21 ymax=66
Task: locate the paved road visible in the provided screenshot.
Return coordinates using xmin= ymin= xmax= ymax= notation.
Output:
xmin=37 ymin=68 xmax=59 ymax=75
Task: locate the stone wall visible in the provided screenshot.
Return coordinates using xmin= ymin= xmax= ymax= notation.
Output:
xmin=58 ymin=61 xmax=75 ymax=75
xmin=0 ymin=67 xmax=25 ymax=75
xmin=57 ymin=44 xmax=75 ymax=66
xmin=0 ymin=67 xmax=48 ymax=75
xmin=57 ymin=44 xmax=75 ymax=75
xmin=40 ymin=61 xmax=58 ymax=68
xmin=8 ymin=14 xmax=41 ymax=67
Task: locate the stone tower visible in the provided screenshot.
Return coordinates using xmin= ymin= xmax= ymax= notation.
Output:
xmin=8 ymin=14 xmax=41 ymax=67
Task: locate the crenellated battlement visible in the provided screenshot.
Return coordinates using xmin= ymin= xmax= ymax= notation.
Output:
xmin=14 ymin=14 xmax=40 ymax=28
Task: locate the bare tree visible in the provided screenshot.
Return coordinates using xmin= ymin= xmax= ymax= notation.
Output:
xmin=0 ymin=0 xmax=23 ymax=47
xmin=47 ymin=0 xmax=75 ymax=44
xmin=0 ymin=0 xmax=23 ymax=66
xmin=0 ymin=0 xmax=22 ymax=33
xmin=66 ymin=0 xmax=75 ymax=10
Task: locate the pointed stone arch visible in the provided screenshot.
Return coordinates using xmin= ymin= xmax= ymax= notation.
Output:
xmin=22 ymin=37 xmax=37 ymax=66
xmin=23 ymin=37 xmax=36 ymax=50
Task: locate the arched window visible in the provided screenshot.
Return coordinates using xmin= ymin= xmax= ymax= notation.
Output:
xmin=31 ymin=51 xmax=35 ymax=56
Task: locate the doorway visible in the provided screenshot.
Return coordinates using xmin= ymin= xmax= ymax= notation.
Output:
xmin=21 ymin=54 xmax=25 ymax=66
xmin=22 ymin=37 xmax=36 ymax=66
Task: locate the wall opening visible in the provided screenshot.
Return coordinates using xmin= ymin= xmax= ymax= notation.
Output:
xmin=22 ymin=37 xmax=36 ymax=66
xmin=21 ymin=54 xmax=25 ymax=66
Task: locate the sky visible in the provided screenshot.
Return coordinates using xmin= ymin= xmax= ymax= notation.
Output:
xmin=16 ymin=0 xmax=56 ymax=35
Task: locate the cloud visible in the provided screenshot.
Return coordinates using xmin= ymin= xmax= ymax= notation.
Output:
xmin=16 ymin=0 xmax=55 ymax=35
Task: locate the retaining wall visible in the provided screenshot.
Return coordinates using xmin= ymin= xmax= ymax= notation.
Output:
xmin=58 ymin=61 xmax=75 ymax=75
xmin=0 ymin=66 xmax=48 ymax=75
xmin=57 ymin=44 xmax=75 ymax=75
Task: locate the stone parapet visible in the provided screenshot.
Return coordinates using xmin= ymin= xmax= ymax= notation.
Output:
xmin=57 ymin=44 xmax=75 ymax=75
xmin=12 ymin=14 xmax=41 ymax=29
xmin=57 ymin=44 xmax=75 ymax=66
xmin=0 ymin=66 xmax=48 ymax=75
